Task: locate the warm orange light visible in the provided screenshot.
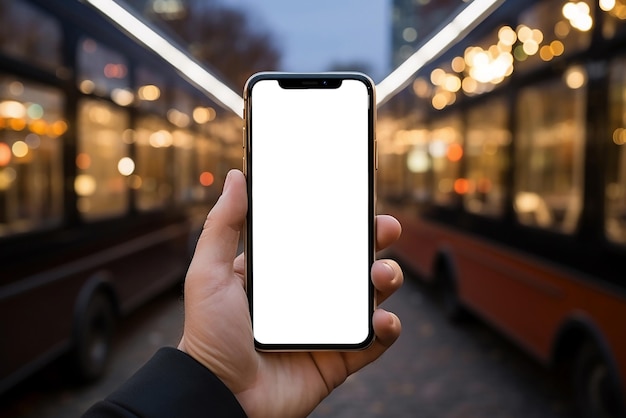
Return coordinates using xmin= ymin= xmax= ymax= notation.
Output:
xmin=50 ymin=120 xmax=68 ymax=137
xmin=76 ymin=152 xmax=92 ymax=170
xmin=29 ymin=119 xmax=48 ymax=135
xmin=539 ymin=45 xmax=554 ymax=61
xmin=104 ymin=63 xmax=127 ymax=79
xmin=454 ymin=178 xmax=470 ymax=194
xmin=0 ymin=143 xmax=11 ymax=166
xmin=447 ymin=143 xmax=463 ymax=162
xmin=9 ymin=118 xmax=26 ymax=131
xmin=138 ymin=85 xmax=161 ymax=101
xmin=199 ymin=171 xmax=214 ymax=187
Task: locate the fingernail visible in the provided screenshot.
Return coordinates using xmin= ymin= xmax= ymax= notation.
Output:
xmin=378 ymin=261 xmax=395 ymax=279
xmin=389 ymin=312 xmax=399 ymax=326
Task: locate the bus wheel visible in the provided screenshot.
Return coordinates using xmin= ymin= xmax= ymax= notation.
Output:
xmin=72 ymin=291 xmax=116 ymax=382
xmin=573 ymin=341 xmax=625 ymax=418
xmin=436 ymin=266 xmax=465 ymax=322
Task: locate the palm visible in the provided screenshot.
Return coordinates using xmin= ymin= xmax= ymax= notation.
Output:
xmin=229 ymin=255 xmax=352 ymax=417
xmin=246 ymin=352 xmax=340 ymax=417
xmin=233 ymin=249 xmax=400 ymax=417
xmin=184 ymin=250 xmax=398 ymax=418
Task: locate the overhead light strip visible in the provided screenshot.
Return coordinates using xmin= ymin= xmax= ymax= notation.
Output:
xmin=84 ymin=0 xmax=244 ymax=118
xmin=376 ymin=0 xmax=504 ymax=107
xmin=86 ymin=0 xmax=503 ymax=114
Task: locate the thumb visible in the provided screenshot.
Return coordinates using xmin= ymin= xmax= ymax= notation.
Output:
xmin=189 ymin=169 xmax=247 ymax=278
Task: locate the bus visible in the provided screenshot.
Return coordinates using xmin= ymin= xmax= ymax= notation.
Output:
xmin=378 ymin=0 xmax=626 ymax=416
xmin=0 ymin=0 xmax=241 ymax=393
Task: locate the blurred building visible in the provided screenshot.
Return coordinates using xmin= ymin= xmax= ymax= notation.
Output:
xmin=391 ymin=0 xmax=466 ymax=68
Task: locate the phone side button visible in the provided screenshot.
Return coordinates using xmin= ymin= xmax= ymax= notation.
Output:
xmin=242 ymin=127 xmax=247 ymax=175
xmin=375 ymin=140 xmax=378 ymax=170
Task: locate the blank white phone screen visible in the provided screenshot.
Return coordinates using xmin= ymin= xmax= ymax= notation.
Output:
xmin=250 ymin=78 xmax=372 ymax=346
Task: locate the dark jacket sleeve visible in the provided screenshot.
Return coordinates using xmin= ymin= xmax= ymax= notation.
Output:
xmin=82 ymin=347 xmax=247 ymax=418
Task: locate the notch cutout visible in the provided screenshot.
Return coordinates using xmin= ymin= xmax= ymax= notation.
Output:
xmin=278 ymin=78 xmax=342 ymax=89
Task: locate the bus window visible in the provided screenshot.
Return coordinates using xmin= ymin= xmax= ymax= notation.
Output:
xmin=0 ymin=78 xmax=64 ymax=235
xmin=194 ymin=134 xmax=221 ymax=203
xmin=378 ymin=149 xmax=407 ymax=201
xmin=606 ymin=57 xmax=626 ymax=244
xmin=514 ymin=68 xmax=586 ymax=233
xmin=516 ymin=0 xmax=593 ymax=72
xmin=166 ymin=89 xmax=195 ymax=204
xmin=430 ymin=114 xmax=463 ymax=207
xmin=173 ymin=128 xmax=195 ymax=204
xmin=0 ymin=0 xmax=61 ymax=72
xmin=171 ymin=88 xmax=194 ymax=123
xmin=377 ymin=117 xmax=407 ymax=201
xmin=135 ymin=115 xmax=174 ymax=211
xmin=76 ymin=99 xmax=130 ymax=220
xmin=77 ymin=38 xmax=130 ymax=98
xmin=403 ymin=129 xmax=431 ymax=203
xmin=464 ymin=98 xmax=511 ymax=217
xmin=203 ymin=113 xmax=243 ymax=182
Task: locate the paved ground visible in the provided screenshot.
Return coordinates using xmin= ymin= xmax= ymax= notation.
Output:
xmin=310 ymin=279 xmax=573 ymax=418
xmin=0 ymin=274 xmax=574 ymax=418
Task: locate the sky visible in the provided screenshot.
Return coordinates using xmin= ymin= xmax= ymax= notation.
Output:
xmin=219 ymin=0 xmax=391 ymax=82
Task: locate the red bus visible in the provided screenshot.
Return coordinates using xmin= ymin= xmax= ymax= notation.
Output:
xmin=379 ymin=0 xmax=626 ymax=416
xmin=0 ymin=0 xmax=241 ymax=393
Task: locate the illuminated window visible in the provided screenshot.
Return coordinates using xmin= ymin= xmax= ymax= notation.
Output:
xmin=0 ymin=1 xmax=61 ymax=71
xmin=169 ymin=88 xmax=194 ymax=128
xmin=163 ymin=93 xmax=194 ymax=205
xmin=201 ymin=113 xmax=244 ymax=188
xmin=514 ymin=72 xmax=586 ymax=233
xmin=605 ymin=57 xmax=626 ymax=244
xmin=402 ymin=128 xmax=431 ymax=203
xmin=135 ymin=116 xmax=173 ymax=211
xmin=193 ymin=135 xmax=221 ymax=202
xmin=430 ymin=114 xmax=463 ymax=207
xmin=464 ymin=98 xmax=511 ymax=217
xmin=77 ymin=38 xmax=130 ymax=98
xmin=173 ymin=128 xmax=195 ymax=204
xmin=374 ymin=116 xmax=411 ymax=201
xmin=378 ymin=149 xmax=408 ymax=201
xmin=77 ymin=99 xmax=129 ymax=220
xmin=0 ymin=78 xmax=64 ymax=235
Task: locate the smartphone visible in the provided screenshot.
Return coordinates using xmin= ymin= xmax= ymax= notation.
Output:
xmin=243 ymin=72 xmax=377 ymax=351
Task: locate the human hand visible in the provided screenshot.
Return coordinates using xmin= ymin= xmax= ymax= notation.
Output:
xmin=178 ymin=169 xmax=403 ymax=418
